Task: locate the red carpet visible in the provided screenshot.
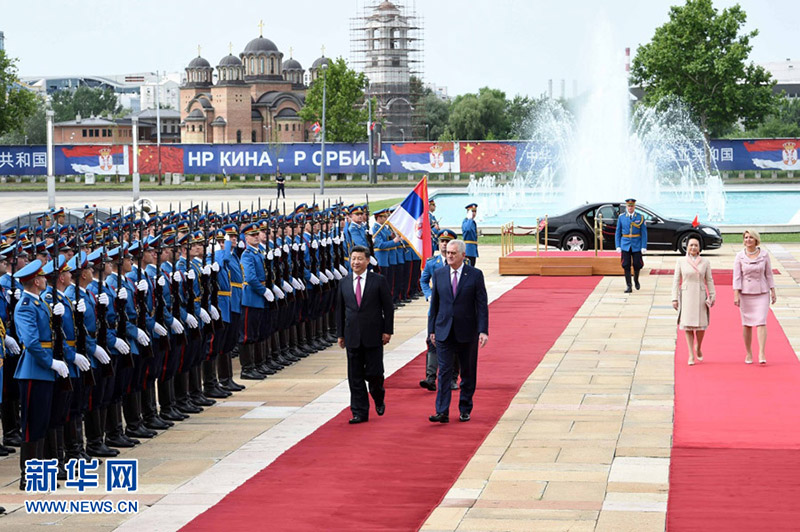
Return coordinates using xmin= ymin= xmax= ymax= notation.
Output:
xmin=182 ymin=276 xmax=600 ymax=531
xmin=668 ymin=284 xmax=800 ymax=531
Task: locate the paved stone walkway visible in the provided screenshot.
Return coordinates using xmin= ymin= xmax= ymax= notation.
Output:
xmin=1 ymin=241 xmax=798 ymax=531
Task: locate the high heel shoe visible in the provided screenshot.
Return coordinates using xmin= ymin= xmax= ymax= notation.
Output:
xmin=745 ymin=354 xmax=753 ymax=364
xmin=759 ymin=356 xmax=766 ymax=365
xmin=688 ymin=359 xmax=695 ymax=366
xmin=696 ymin=350 xmax=703 ymax=362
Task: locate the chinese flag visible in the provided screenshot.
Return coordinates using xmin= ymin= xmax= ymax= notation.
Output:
xmin=460 ymin=142 xmax=517 ymax=172
xmin=692 ymin=215 xmax=699 ymax=228
xmin=138 ymin=146 xmax=184 ymax=174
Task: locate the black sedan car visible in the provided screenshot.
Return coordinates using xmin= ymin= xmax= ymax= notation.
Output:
xmin=538 ymin=202 xmax=723 ymax=254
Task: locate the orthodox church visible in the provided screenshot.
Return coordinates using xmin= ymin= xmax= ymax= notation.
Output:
xmin=179 ymin=29 xmax=330 ymax=144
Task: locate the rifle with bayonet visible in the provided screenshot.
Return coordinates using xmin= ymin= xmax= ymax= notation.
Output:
xmin=170 ymin=206 xmax=188 ymax=346
xmin=94 ymin=237 xmax=115 ymax=378
xmin=115 ymin=212 xmax=135 ymax=368
xmin=7 ymin=219 xmax=20 ymax=341
xmin=49 ymin=216 xmax=73 ymax=391
xmin=73 ymin=227 xmax=96 ymax=387
xmin=134 ymin=209 xmax=154 ymax=358
xmin=364 ymin=194 xmax=379 ymax=273
xmin=183 ymin=205 xmax=201 ymax=341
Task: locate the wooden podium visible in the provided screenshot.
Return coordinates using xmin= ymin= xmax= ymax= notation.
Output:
xmin=499 ymin=251 xmax=623 ymax=276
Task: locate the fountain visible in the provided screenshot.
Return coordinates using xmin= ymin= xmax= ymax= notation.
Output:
xmin=464 ymin=26 xmax=726 ymax=226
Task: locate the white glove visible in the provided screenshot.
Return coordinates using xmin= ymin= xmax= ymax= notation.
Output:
xmin=292 ymin=278 xmax=303 ymax=290
xmin=267 ymin=250 xmax=274 ymax=260
xmin=338 ymin=264 xmax=348 ymax=276
xmin=187 ymin=269 xmax=196 ymax=280
xmin=309 ymin=274 xmax=320 ymax=286
xmin=136 ymin=279 xmax=148 ymax=293
xmin=263 ymin=289 xmax=275 ymax=302
xmin=333 ymin=236 xmax=341 ymax=245
xmin=321 ymin=274 xmax=329 ymax=284
xmin=332 ymin=269 xmax=342 ymax=280
xmin=301 ymin=243 xmax=307 ymax=251
xmin=14 ymin=288 xmax=22 ymax=301
xmin=615 ymin=247 xmax=621 ymax=252
xmin=274 ymin=248 xmax=282 ymax=257
xmin=114 ymin=338 xmax=130 ymax=355
xmin=641 ymin=248 xmax=647 ymax=254
xmin=211 ymin=262 xmax=220 ymax=272
xmin=51 ymin=359 xmax=69 ymax=378
xmin=93 ymin=345 xmax=110 ymax=364
xmin=4 ymin=335 xmax=21 ymax=355
xmin=311 ymin=240 xmax=319 ymax=249
xmin=272 ymin=286 xmax=285 ymax=299
xmin=74 ymin=353 xmax=91 ymax=372
xmin=76 ymin=299 xmax=86 ymax=313
xmin=185 ymin=314 xmax=199 ymax=329
xmin=209 ymin=305 xmax=220 ymax=321
xmin=199 ymin=308 xmax=211 ymax=324
xmin=292 ymin=243 xmax=299 ymax=251
xmin=369 ymin=256 xmax=378 ymax=266
xmin=283 ymin=244 xmax=289 ymax=253
xmin=170 ymin=320 xmax=185 ymax=334
xmin=98 ymin=292 xmax=109 ymax=306
xmin=202 ymin=265 xmax=211 ymax=276
xmin=238 ymin=240 xmax=245 ymax=249
xmin=282 ymin=280 xmax=292 ymax=292
xmin=326 ymin=237 xmax=333 ymax=246
xmin=52 ymin=302 xmax=65 ymax=316
xmin=136 ymin=327 xmax=151 ymax=346
xmin=153 ymin=322 xmax=168 ymax=337
xmin=157 ymin=275 xmax=166 ymax=287
xmin=324 ymin=269 xmax=333 ymax=280
xmin=117 ymin=288 xmax=128 ymax=301
xmin=173 ymin=271 xmax=183 ymax=282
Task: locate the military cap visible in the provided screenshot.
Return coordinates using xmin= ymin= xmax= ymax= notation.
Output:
xmin=294 ymin=203 xmax=307 ymax=214
xmin=107 ymin=246 xmax=131 ymax=260
xmin=242 ymin=223 xmax=260 ymax=236
xmin=625 ymin=198 xmax=636 ymax=205
xmin=67 ymin=251 xmax=88 ymax=271
xmin=374 ymin=208 xmax=390 ymax=217
xmin=465 ymin=203 xmax=478 ymax=210
xmin=439 ymin=229 xmax=457 ymax=241
xmin=43 ymin=255 xmax=70 ymax=276
xmin=350 ymin=205 xmax=364 ymax=215
xmin=188 ymin=231 xmax=204 ymax=245
xmin=87 ymin=247 xmax=106 ymax=265
xmin=14 ymin=259 xmax=45 ymax=282
xmin=213 ymin=228 xmax=226 ymax=241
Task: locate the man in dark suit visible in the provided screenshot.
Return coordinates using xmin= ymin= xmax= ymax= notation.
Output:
xmin=428 ymin=239 xmax=489 ymax=423
xmin=337 ymin=246 xmax=394 ymax=424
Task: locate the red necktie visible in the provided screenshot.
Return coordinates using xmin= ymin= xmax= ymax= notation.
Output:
xmin=356 ymin=275 xmax=362 ymax=307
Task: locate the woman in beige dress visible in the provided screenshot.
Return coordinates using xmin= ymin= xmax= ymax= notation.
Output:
xmin=672 ymin=236 xmax=716 ymax=365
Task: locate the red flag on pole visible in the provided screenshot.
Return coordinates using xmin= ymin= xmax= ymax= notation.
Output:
xmin=692 ymin=215 xmax=699 ymax=228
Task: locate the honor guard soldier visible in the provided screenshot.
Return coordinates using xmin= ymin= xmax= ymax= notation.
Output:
xmin=429 ymin=198 xmax=441 ymax=251
xmin=0 ymin=244 xmax=23 ymax=455
xmin=13 ymin=259 xmax=69 ymax=489
xmin=615 ymin=198 xmax=648 ymax=293
xmin=419 ymin=229 xmax=459 ymax=391
xmin=462 ymin=203 xmax=479 ymax=266
xmin=239 ymin=223 xmax=273 ymax=380
xmin=372 ymin=208 xmax=400 ymax=307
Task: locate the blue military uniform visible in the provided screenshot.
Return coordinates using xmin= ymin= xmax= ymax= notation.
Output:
xmin=615 ymin=199 xmax=648 ymax=292
xmin=462 ymin=203 xmax=479 ymax=266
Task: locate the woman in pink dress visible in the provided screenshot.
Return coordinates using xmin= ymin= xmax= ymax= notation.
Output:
xmin=733 ymin=229 xmax=777 ymax=364
xmin=672 ymin=237 xmax=715 ymax=365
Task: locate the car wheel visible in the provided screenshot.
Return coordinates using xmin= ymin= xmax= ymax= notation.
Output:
xmin=677 ymin=232 xmax=703 ymax=254
xmin=562 ymin=231 xmax=588 ymax=251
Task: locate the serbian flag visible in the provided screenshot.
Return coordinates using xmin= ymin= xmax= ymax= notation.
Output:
xmin=311 ymin=122 xmax=321 ymax=134
xmin=384 ymin=175 xmax=432 ymax=265
xmin=743 ymin=139 xmax=799 ymax=170
xmin=392 ymin=142 xmax=456 ymax=173
xmin=61 ymin=145 xmax=129 ymax=175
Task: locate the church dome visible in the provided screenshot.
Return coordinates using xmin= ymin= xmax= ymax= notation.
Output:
xmin=283 ymin=58 xmax=303 ymax=71
xmin=218 ymin=54 xmax=242 ymax=67
xmin=243 ymin=36 xmax=279 ymax=54
xmin=311 ymin=56 xmax=331 ymax=69
xmin=188 ymin=56 xmax=211 ymax=68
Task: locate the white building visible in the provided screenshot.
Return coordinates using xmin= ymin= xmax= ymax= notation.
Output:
xmin=760 ymin=59 xmax=800 ymax=98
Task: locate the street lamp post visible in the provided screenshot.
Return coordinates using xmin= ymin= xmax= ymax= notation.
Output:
xmin=132 ymin=116 xmax=140 ymax=201
xmin=320 ymin=63 xmax=328 ymax=195
xmin=46 ymin=109 xmax=55 ymax=209
xmin=399 ymin=128 xmax=405 ymax=142
xmin=425 ymin=124 xmax=430 ymax=141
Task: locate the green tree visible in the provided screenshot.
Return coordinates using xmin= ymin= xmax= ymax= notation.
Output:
xmin=419 ymin=92 xmax=449 ymax=141
xmin=445 ymin=87 xmax=509 ymax=140
xmin=506 ymin=95 xmax=539 ymax=139
xmin=0 ymin=94 xmax=47 ymax=144
xmin=0 ymin=50 xmax=38 ymax=138
xmin=630 ymin=0 xmax=776 ymax=164
xmin=299 ymin=57 xmax=369 ymax=143
xmin=727 ymin=95 xmax=800 ymax=138
xmin=51 ymin=86 xmax=121 ymax=122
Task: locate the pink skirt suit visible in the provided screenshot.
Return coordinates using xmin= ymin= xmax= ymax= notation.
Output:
xmin=733 ymin=249 xmax=775 ymax=327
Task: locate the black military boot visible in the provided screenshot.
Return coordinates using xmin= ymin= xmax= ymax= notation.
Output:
xmin=175 ymin=372 xmax=203 ymax=413
xmin=624 ymin=271 xmax=633 ymax=293
xmin=240 ymin=344 xmax=265 ymax=380
xmin=143 ymin=386 xmax=172 ymax=430
xmin=203 ymin=359 xmax=231 ymax=398
xmin=44 ymin=429 xmax=67 ymax=480
xmin=123 ymin=393 xmax=157 ymax=439
xmin=263 ymin=341 xmax=283 ymax=372
xmin=64 ymin=417 xmax=83 ymax=461
xmin=288 ymin=325 xmax=308 ymax=358
xmin=19 ymin=440 xmax=38 ymax=490
xmin=218 ymin=351 xmax=245 ymax=391
xmin=85 ymin=408 xmax=118 ymax=457
xmin=159 ymin=379 xmax=187 ymax=421
xmin=189 ymin=366 xmax=215 ymax=407
xmin=303 ymin=322 xmax=318 ymax=353
xmin=323 ymin=314 xmax=337 ymax=343
xmin=106 ymin=403 xmax=137 ymax=448
xmin=634 ymin=269 xmax=641 ymax=290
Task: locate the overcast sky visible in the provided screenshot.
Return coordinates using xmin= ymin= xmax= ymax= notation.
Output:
xmin=3 ymin=0 xmax=795 ymax=98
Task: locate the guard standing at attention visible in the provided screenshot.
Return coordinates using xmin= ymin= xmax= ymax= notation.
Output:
xmin=462 ymin=203 xmax=479 ymax=266
xmin=615 ymin=198 xmax=648 ymax=293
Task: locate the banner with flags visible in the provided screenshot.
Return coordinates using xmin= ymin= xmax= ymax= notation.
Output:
xmin=384 ymin=175 xmax=432 ymax=265
xmin=60 ymin=145 xmax=129 ymax=175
